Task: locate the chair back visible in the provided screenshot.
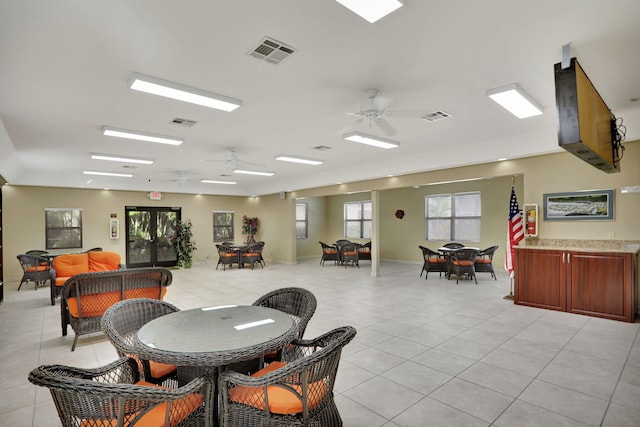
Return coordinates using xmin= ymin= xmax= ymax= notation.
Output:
xmin=17 ymin=254 xmax=50 ymax=273
xmin=26 ymin=249 xmax=49 ymax=256
xmin=452 ymin=248 xmax=479 ymax=263
xmin=340 ymin=242 xmax=361 ymax=267
xmin=28 ymin=357 xmax=212 ymax=427
xmin=477 ymin=245 xmax=499 ymax=261
xmin=253 ymin=287 xmax=317 ymax=339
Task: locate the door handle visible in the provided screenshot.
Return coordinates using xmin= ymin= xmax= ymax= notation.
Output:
xmin=562 ymin=253 xmax=565 ymax=263
xmin=567 ymin=253 xmax=570 ymax=263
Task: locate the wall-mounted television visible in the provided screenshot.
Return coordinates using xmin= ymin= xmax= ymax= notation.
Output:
xmin=554 ymin=57 xmax=620 ymax=173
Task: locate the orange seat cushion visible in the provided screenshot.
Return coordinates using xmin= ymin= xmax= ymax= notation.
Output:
xmin=53 ymin=253 xmax=89 ymax=278
xmin=26 ymin=265 xmax=50 ymax=272
xmin=88 ymin=251 xmax=121 ymax=272
xmin=453 ymin=260 xmax=474 ymax=266
xmin=79 ymin=381 xmax=203 ymax=427
xmin=475 ymin=258 xmax=492 ymax=264
xmin=221 ymin=253 xmax=237 ymax=258
xmin=149 ymin=360 xmax=178 ymax=379
xmin=343 ymin=251 xmax=358 ymax=256
xmin=242 ymin=252 xmax=260 ymax=257
xmin=428 ymin=258 xmax=447 ymax=263
xmin=229 ymin=361 xmax=328 ymax=415
xmin=324 ymin=250 xmax=338 ymax=254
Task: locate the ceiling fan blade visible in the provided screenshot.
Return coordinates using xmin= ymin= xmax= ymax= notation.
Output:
xmin=375 ymin=118 xmax=397 ymax=136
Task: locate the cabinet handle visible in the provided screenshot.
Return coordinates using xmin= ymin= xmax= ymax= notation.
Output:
xmin=567 ymin=253 xmax=570 ymax=263
xmin=562 ymin=253 xmax=565 ymax=263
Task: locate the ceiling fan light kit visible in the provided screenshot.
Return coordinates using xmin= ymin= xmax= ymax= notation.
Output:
xmin=274 ymin=155 xmax=324 ymax=165
xmin=343 ymin=131 xmax=399 ymax=149
xmin=487 ymin=83 xmax=543 ymax=119
xmin=102 ymin=126 xmax=184 ymax=146
xmin=336 ymin=0 xmax=405 ymax=23
xmin=90 ymin=153 xmax=154 ymax=165
xmin=233 ymin=169 xmax=275 ymax=176
xmin=129 ymin=72 xmax=243 ymax=112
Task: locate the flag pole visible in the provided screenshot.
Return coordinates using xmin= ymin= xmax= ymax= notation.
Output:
xmin=503 ymin=277 xmax=514 ymax=300
xmin=504 ymin=175 xmax=519 ymax=300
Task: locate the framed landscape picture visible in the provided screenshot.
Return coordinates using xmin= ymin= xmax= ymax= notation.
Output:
xmin=543 ymin=189 xmax=614 ymax=221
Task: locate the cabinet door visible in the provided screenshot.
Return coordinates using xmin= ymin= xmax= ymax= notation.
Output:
xmin=515 ymin=249 xmax=566 ymax=311
xmin=567 ymin=252 xmax=633 ymax=322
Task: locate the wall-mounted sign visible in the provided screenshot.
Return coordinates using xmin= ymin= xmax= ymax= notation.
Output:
xmin=149 ymin=191 xmax=162 ymax=200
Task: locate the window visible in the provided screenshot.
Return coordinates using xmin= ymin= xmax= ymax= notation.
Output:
xmin=213 ymin=211 xmax=234 ymax=242
xmin=45 ymin=208 xmax=82 ymax=249
xmin=425 ymin=192 xmax=481 ymax=241
xmin=296 ymin=203 xmax=308 ymax=239
xmin=344 ymin=201 xmax=372 ymax=239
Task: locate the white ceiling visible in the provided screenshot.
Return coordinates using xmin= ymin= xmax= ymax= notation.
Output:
xmin=1 ymin=0 xmax=639 ymax=196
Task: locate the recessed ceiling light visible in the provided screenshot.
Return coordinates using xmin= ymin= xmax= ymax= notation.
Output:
xmin=83 ymin=171 xmax=133 ymax=178
xmin=497 ymin=157 xmax=508 ymax=161
xmin=233 ymin=169 xmax=275 ymax=177
xmin=129 ymin=72 xmax=242 ymax=112
xmin=200 ymin=179 xmax=237 ymax=185
xmin=335 ymin=0 xmax=405 ymax=23
xmin=103 ymin=126 xmax=184 ymax=145
xmin=91 ymin=153 xmax=154 ymax=165
xmin=274 ymin=155 xmax=324 ymax=165
xmin=343 ymin=131 xmax=399 ymax=149
xmin=487 ymin=83 xmax=543 ymax=119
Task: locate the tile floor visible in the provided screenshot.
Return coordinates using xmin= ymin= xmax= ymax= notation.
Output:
xmin=1 ymin=258 xmax=639 ymax=426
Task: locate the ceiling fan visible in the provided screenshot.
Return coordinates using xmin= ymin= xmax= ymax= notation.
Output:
xmin=201 ymin=148 xmax=264 ymax=169
xmin=344 ymin=89 xmax=429 ymax=136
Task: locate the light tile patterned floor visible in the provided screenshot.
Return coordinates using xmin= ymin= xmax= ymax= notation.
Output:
xmin=1 ymin=258 xmax=639 ymax=426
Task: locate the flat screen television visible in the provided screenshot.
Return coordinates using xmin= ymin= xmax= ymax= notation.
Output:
xmin=554 ymin=57 xmax=620 ymax=173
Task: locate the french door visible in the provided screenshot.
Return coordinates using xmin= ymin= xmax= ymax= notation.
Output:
xmin=125 ymin=206 xmax=181 ymax=268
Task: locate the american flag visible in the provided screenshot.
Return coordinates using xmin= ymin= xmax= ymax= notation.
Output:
xmin=504 ymin=185 xmax=524 ymax=277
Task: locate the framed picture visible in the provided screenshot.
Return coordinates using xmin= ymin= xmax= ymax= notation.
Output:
xmin=543 ymin=189 xmax=614 ymax=221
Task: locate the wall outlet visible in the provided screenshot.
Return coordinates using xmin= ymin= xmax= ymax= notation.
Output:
xmin=608 ymin=231 xmax=615 ymax=240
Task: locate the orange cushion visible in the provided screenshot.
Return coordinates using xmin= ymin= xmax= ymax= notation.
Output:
xmin=453 ymin=260 xmax=474 ymax=266
xmin=324 ymin=250 xmax=338 ymax=254
xmin=475 ymin=258 xmax=492 ymax=264
xmin=149 ymin=360 xmax=178 ymax=379
xmin=358 ymin=248 xmax=370 ymax=253
xmin=79 ymin=381 xmax=203 ymax=427
xmin=221 ymin=253 xmax=237 ymax=258
xmin=26 ymin=265 xmax=50 ymax=272
xmin=242 ymin=252 xmax=260 ymax=257
xmin=53 ymin=253 xmax=89 ymax=277
xmin=229 ymin=361 xmax=328 ymax=415
xmin=343 ymin=251 xmax=358 ymax=256
xmin=88 ymin=251 xmax=121 ymax=272
xmin=428 ymin=258 xmax=446 ymax=263
xmin=67 ymin=291 xmax=121 ymax=318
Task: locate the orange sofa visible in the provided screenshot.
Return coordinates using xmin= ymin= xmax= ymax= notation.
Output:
xmin=50 ymin=251 xmax=122 ymax=305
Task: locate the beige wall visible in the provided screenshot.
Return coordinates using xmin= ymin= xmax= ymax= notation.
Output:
xmin=3 ymin=141 xmax=639 ymax=283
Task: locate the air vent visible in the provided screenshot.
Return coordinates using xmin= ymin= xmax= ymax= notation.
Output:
xmin=422 ymin=110 xmax=451 ymax=122
xmin=170 ymin=118 xmax=197 ymax=127
xmin=311 ymin=145 xmax=332 ymax=151
xmin=249 ymin=37 xmax=296 ymax=64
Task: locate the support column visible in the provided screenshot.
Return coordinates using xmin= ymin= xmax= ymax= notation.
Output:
xmin=370 ymin=190 xmax=379 ymax=277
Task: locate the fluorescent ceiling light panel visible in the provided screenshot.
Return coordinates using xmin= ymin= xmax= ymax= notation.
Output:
xmin=200 ymin=179 xmax=237 ymax=185
xmin=487 ymin=83 xmax=543 ymax=119
xmin=233 ymin=169 xmax=275 ymax=176
xmin=336 ymin=0 xmax=404 ymax=23
xmin=83 ymin=171 xmax=133 ymax=178
xmin=129 ymin=72 xmax=242 ymax=112
xmin=103 ymin=126 xmax=184 ymax=146
xmin=91 ymin=153 xmax=154 ymax=165
xmin=343 ymin=131 xmax=399 ymax=149
xmin=274 ymin=155 xmax=324 ymax=165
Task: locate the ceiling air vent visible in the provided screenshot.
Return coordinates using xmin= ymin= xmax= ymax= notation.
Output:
xmin=311 ymin=145 xmax=332 ymax=151
xmin=249 ymin=37 xmax=296 ymax=64
xmin=170 ymin=118 xmax=197 ymax=127
xmin=422 ymin=110 xmax=451 ymax=122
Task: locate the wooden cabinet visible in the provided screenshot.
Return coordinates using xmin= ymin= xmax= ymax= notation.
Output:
xmin=515 ymin=248 xmax=637 ymax=322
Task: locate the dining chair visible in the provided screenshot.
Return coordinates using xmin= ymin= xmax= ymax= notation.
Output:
xmin=419 ymin=246 xmax=448 ymax=279
xmin=28 ymin=357 xmax=213 ymax=427
xmin=17 ymin=253 xmax=52 ymax=291
xmin=358 ymin=241 xmax=372 ymax=261
xmin=216 ymin=244 xmax=239 ymax=270
xmin=240 ymin=242 xmax=265 ymax=269
xmin=219 ymin=326 xmax=356 ymax=427
xmin=319 ymin=241 xmax=340 ymax=266
xmin=253 ymin=287 xmax=317 ymax=340
xmin=475 ymin=245 xmax=499 ymax=280
xmin=101 ymin=298 xmax=180 ymax=386
xmin=340 ymin=242 xmax=361 ymax=268
xmin=450 ymin=248 xmax=480 ymax=284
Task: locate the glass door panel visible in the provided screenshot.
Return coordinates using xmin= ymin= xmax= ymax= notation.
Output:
xmin=125 ymin=207 xmax=180 ymax=267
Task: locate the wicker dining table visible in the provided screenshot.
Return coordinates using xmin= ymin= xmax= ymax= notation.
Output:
xmin=134 ymin=305 xmax=298 ymax=426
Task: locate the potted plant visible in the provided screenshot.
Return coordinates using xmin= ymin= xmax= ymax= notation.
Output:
xmin=242 ymin=216 xmax=260 ymax=244
xmin=174 ymin=219 xmax=196 ymax=268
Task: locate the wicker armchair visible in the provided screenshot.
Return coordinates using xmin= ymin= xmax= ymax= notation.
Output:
xmin=253 ymin=287 xmax=317 ymax=340
xmin=102 ymin=298 xmax=180 ymax=386
xmin=216 ymin=244 xmax=239 ymax=270
xmin=319 ymin=242 xmax=340 ymax=266
xmin=419 ymin=246 xmax=448 ymax=279
xmin=449 ymin=248 xmax=480 ymax=284
xmin=339 ymin=242 xmax=361 ymax=268
xmin=219 ymin=326 xmax=356 ymax=427
xmin=241 ymin=242 xmax=265 ymax=269
xmin=28 ymin=357 xmax=214 ymax=427
xmin=475 ymin=245 xmax=499 ymax=280
xmin=17 ymin=253 xmax=52 ymax=291
xmin=357 ymin=241 xmax=372 ymax=261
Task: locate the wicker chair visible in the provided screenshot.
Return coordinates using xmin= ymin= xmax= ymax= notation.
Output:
xmin=219 ymin=326 xmax=357 ymax=427
xmin=102 ymin=298 xmax=180 ymax=386
xmin=253 ymin=287 xmax=317 ymax=340
xmin=241 ymin=242 xmax=265 ymax=269
xmin=216 ymin=244 xmax=239 ymax=270
xmin=419 ymin=246 xmax=448 ymax=279
xmin=449 ymin=248 xmax=480 ymax=284
xmin=358 ymin=241 xmax=372 ymax=261
xmin=28 ymin=357 xmax=213 ymax=427
xmin=17 ymin=253 xmax=52 ymax=291
xmin=475 ymin=245 xmax=499 ymax=280
xmin=319 ymin=242 xmax=340 ymax=266
xmin=339 ymin=242 xmax=360 ymax=268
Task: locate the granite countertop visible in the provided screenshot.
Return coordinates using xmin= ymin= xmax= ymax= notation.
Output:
xmin=516 ymin=238 xmax=640 ymax=254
